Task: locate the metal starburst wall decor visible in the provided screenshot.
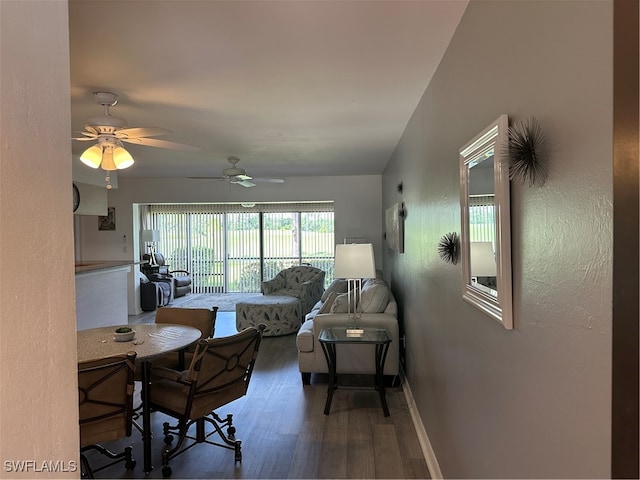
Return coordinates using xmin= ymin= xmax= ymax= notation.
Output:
xmin=506 ymin=116 xmax=548 ymax=187
xmin=438 ymin=232 xmax=460 ymax=265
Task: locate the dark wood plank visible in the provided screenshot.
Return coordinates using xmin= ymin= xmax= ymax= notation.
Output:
xmin=346 ymin=407 xmax=376 ymax=478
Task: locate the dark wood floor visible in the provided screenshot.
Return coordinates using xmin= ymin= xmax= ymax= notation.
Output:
xmin=85 ymin=311 xmax=431 ymax=479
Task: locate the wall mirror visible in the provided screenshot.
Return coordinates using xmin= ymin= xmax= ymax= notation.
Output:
xmin=459 ymin=114 xmax=513 ymax=329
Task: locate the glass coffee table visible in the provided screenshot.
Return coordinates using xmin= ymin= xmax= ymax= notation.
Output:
xmin=318 ymin=327 xmax=392 ymax=417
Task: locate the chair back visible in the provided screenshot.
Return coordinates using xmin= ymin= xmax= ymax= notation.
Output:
xmin=143 ymin=252 xmax=168 ymax=274
xmin=155 ymin=306 xmax=218 ymax=339
xmin=282 ymin=265 xmax=324 ymax=289
xmin=78 ymin=352 xmax=137 ymax=447
xmin=154 ymin=253 xmax=166 ymax=266
xmin=185 ymin=325 xmax=265 ymax=419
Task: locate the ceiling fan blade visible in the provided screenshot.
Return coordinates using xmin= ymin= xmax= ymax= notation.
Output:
xmin=72 ymin=135 xmax=97 ymax=141
xmin=237 ymin=179 xmax=256 ymax=188
xmin=121 ymin=137 xmax=200 ymax=151
xmin=235 ymin=174 xmax=253 ymax=181
xmin=72 ymin=130 xmax=99 ymax=139
xmin=253 ymin=177 xmax=285 ymax=184
xmin=115 ymin=127 xmax=171 ymax=138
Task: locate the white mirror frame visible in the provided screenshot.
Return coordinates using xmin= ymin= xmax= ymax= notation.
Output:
xmin=459 ymin=114 xmax=513 ymax=329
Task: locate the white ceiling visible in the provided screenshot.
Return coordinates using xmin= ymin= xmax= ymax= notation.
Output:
xmin=69 ymin=1 xmax=468 ymax=180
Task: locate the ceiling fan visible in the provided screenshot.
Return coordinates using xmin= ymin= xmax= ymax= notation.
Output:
xmin=190 ymin=156 xmax=285 ymax=188
xmin=73 ymin=91 xmax=199 ymax=172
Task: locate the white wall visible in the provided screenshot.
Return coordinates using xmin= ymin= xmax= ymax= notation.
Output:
xmin=0 ymin=1 xmax=79 ymax=476
xmin=74 ymin=175 xmax=383 ymax=314
xmin=382 ymin=1 xmax=612 ymax=477
xmin=73 ymin=181 xmax=108 ymax=216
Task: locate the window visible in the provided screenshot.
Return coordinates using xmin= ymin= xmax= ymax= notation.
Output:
xmin=142 ymin=202 xmax=334 ymax=293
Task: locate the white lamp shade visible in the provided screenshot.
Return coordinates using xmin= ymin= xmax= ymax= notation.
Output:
xmin=141 ymin=229 xmax=160 ymax=243
xmin=334 ymin=243 xmax=376 ymax=279
xmin=113 ymin=146 xmax=134 ymax=169
xmin=79 ymin=144 xmax=102 ymax=168
xmin=470 ymin=242 xmax=496 ymax=277
xmin=100 ymin=146 xmax=117 ymax=171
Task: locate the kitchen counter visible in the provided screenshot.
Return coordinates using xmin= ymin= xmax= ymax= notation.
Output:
xmin=75 ymin=260 xmax=140 ymax=274
xmin=75 ymin=261 xmax=135 ymax=330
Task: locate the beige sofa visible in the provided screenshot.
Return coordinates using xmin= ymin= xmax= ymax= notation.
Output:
xmin=296 ymin=277 xmax=399 ymax=385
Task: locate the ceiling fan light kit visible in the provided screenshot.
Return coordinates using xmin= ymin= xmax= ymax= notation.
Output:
xmin=73 ymin=91 xmax=199 ymax=187
xmin=80 ymin=138 xmax=134 ymax=171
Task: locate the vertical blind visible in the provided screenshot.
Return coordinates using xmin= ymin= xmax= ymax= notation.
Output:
xmin=142 ymin=202 xmax=334 ymax=293
xmin=469 ymin=195 xmax=495 ymax=243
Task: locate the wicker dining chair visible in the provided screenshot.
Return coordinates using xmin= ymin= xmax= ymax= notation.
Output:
xmin=78 ymin=351 xmax=137 ymax=478
xmin=153 ymin=306 xmax=219 ymax=370
xmin=148 ymin=324 xmax=265 ymax=478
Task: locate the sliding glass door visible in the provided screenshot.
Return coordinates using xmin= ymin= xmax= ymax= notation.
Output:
xmin=263 ymin=212 xmax=299 ymax=280
xmin=226 ymin=213 xmax=260 ymax=292
xmin=190 ymin=212 xmax=225 ymax=292
xmin=143 ymin=203 xmax=334 ymax=293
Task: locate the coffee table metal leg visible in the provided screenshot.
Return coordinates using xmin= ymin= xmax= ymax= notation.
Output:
xmin=375 ymin=343 xmax=390 ymax=417
xmin=320 ymin=342 xmax=337 ymax=415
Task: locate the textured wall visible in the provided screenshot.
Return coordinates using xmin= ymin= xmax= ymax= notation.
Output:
xmin=0 ymin=1 xmax=79 ymax=476
xmin=382 ymin=1 xmax=612 ymax=477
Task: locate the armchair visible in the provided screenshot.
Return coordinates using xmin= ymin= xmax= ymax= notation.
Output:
xmin=78 ymin=352 xmax=137 ymax=478
xmin=261 ymin=265 xmax=325 ymax=316
xmin=148 ymin=325 xmax=265 ymax=478
xmin=142 ymin=253 xmax=192 ymax=298
xmin=140 ymin=274 xmax=173 ymax=311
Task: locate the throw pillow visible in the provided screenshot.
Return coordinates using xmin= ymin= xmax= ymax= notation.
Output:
xmin=317 ymin=292 xmax=338 ymax=314
xmin=321 ymin=278 xmax=349 ymax=302
xmin=363 ymin=277 xmax=384 ymax=288
xmin=359 ymin=281 xmax=390 ymax=313
xmin=330 ymin=291 xmax=356 ymax=313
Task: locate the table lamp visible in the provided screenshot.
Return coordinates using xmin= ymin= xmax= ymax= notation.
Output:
xmin=141 ymin=229 xmax=160 ymax=266
xmin=333 ymin=243 xmax=376 ymax=335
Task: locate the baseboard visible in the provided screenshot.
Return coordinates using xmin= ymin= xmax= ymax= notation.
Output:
xmin=400 ymin=369 xmax=443 ymax=479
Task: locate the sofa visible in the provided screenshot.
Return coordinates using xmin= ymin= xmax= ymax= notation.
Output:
xmin=296 ymin=276 xmax=399 ymax=385
xmin=261 ymin=265 xmax=326 ymax=318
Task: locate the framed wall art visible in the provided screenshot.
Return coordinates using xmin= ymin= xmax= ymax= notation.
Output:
xmin=385 ymin=202 xmax=404 ymax=253
xmin=98 ymin=207 xmax=116 ymax=231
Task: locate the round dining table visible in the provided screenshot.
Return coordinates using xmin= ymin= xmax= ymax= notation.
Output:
xmin=77 ymin=323 xmax=202 ymax=474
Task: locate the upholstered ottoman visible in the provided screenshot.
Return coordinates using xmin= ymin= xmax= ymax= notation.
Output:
xmin=236 ymin=295 xmax=302 ymax=336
